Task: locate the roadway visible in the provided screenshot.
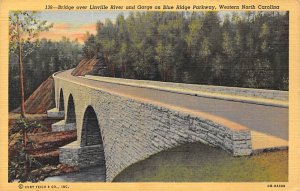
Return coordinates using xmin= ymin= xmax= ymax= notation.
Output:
xmin=56 ymin=69 xmax=288 ymax=141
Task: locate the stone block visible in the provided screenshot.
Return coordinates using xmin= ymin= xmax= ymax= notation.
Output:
xmin=233 ymin=148 xmax=252 ymax=156
xmin=59 ymin=141 xmax=106 ymax=169
xmin=47 ymin=108 xmax=64 ymax=118
xmin=52 ymin=120 xmax=76 ymax=132
xmin=232 ymin=131 xmax=251 ymax=141
xmin=52 ymin=120 xmax=66 ymax=132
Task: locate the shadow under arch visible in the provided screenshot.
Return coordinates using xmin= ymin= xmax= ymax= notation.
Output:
xmin=66 ymin=94 xmax=76 ymax=124
xmin=79 ymin=105 xmax=106 ymax=179
xmin=81 ymin=106 xmax=103 ymax=146
xmin=59 ymin=89 xmax=64 ymax=111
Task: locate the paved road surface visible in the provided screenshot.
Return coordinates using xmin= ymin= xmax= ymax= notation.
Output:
xmin=56 ymin=70 xmax=288 ymax=140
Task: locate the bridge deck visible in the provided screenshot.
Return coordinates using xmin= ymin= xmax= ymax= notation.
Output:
xmin=55 ymin=69 xmax=288 ymax=152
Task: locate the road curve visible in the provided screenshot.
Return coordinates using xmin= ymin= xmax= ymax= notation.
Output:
xmin=56 ymin=69 xmax=288 ymax=140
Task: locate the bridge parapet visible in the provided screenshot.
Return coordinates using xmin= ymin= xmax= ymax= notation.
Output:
xmin=84 ymin=75 xmax=288 ymax=102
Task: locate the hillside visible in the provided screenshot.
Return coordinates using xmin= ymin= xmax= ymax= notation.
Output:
xmin=13 ymin=58 xmax=106 ymax=114
xmin=71 ymin=58 xmax=97 ymax=76
xmin=13 ymin=76 xmax=55 ymax=114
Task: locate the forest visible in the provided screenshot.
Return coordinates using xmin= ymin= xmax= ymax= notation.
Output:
xmin=83 ymin=11 xmax=289 ymax=91
xmin=9 ymin=11 xmax=289 ymax=111
xmin=9 ymin=38 xmax=82 ymax=110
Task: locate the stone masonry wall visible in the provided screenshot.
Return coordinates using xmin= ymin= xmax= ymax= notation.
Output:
xmin=59 ymin=143 xmax=105 ymax=168
xmin=85 ymin=75 xmax=288 ymax=101
xmin=54 ymin=75 xmax=251 ymax=182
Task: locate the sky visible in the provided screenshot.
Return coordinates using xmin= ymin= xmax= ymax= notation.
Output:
xmin=36 ymin=11 xmax=233 ymax=44
xmin=36 ymin=11 xmax=285 ymax=44
xmin=38 ymin=11 xmax=129 ymax=43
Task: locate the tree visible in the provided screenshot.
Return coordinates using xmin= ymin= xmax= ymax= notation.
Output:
xmin=9 ymin=119 xmax=43 ymax=182
xmin=83 ymin=31 xmax=101 ymax=59
xmin=245 ymin=59 xmax=274 ymax=88
xmin=9 ymin=11 xmax=53 ymax=118
xmin=83 ymin=11 xmax=288 ymax=90
xmin=97 ymin=19 xmax=117 ymax=77
xmin=9 ymin=11 xmax=52 ymax=178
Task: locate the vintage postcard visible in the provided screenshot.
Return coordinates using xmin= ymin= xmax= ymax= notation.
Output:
xmin=0 ymin=0 xmax=299 ymax=190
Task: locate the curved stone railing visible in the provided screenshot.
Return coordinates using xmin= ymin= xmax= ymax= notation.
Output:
xmin=83 ymin=75 xmax=288 ymax=107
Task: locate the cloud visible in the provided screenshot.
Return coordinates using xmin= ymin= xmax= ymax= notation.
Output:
xmin=52 ymin=23 xmax=72 ymax=30
xmin=38 ymin=31 xmax=65 ymax=41
xmin=79 ymin=24 xmax=97 ymax=32
xmin=71 ymin=33 xmax=88 ymax=42
xmin=37 ymin=22 xmax=97 ymax=44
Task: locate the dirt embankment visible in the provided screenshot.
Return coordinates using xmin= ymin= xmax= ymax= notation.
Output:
xmin=8 ymin=113 xmax=78 ymax=180
xmin=13 ymin=77 xmax=55 ymax=114
xmin=9 ymin=114 xmax=77 ymax=165
xmin=9 ymin=114 xmax=78 ymax=180
xmin=13 ymin=58 xmax=103 ymax=114
xmin=71 ymin=58 xmax=98 ymax=76
xmin=28 ymin=130 xmax=77 ymax=164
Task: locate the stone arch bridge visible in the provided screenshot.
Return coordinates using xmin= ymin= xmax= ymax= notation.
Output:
xmin=47 ymin=69 xmax=288 ymax=182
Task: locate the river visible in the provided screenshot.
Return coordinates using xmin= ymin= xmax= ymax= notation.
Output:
xmin=44 ymin=166 xmax=105 ymax=182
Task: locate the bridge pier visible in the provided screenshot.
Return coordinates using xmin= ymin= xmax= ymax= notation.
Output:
xmin=51 ymin=120 xmax=76 ymax=132
xmin=59 ymin=141 xmax=106 ymax=176
xmin=55 ymin=105 xmax=108 ymax=180
xmin=47 ymin=108 xmax=64 ymax=118
xmin=47 ymin=107 xmax=76 ymax=132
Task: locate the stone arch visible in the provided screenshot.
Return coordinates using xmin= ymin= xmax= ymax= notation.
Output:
xmin=66 ymin=94 xmax=76 ymax=124
xmin=59 ymin=89 xmax=64 ymax=111
xmin=81 ymin=106 xmax=103 ymax=146
xmin=76 ymin=106 xmax=106 ymax=178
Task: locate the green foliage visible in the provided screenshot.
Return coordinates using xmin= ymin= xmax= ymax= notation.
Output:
xmin=9 ymin=11 xmax=53 ymax=54
xmin=9 ymin=11 xmax=54 ymax=114
xmin=245 ymin=59 xmax=274 ymax=89
xmin=8 ymin=118 xmax=45 ymax=182
xmin=9 ymin=11 xmax=83 ymax=111
xmin=9 ymin=38 xmax=83 ymax=111
xmin=83 ymin=11 xmax=288 ymax=90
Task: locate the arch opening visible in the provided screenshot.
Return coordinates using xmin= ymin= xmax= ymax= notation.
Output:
xmin=81 ymin=106 xmax=103 ymax=146
xmin=78 ymin=106 xmax=106 ymax=179
xmin=59 ymin=89 xmax=64 ymax=111
xmin=66 ymin=94 xmax=76 ymax=124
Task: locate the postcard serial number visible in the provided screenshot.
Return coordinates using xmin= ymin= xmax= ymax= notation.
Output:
xmin=267 ymin=184 xmax=286 ymax=188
